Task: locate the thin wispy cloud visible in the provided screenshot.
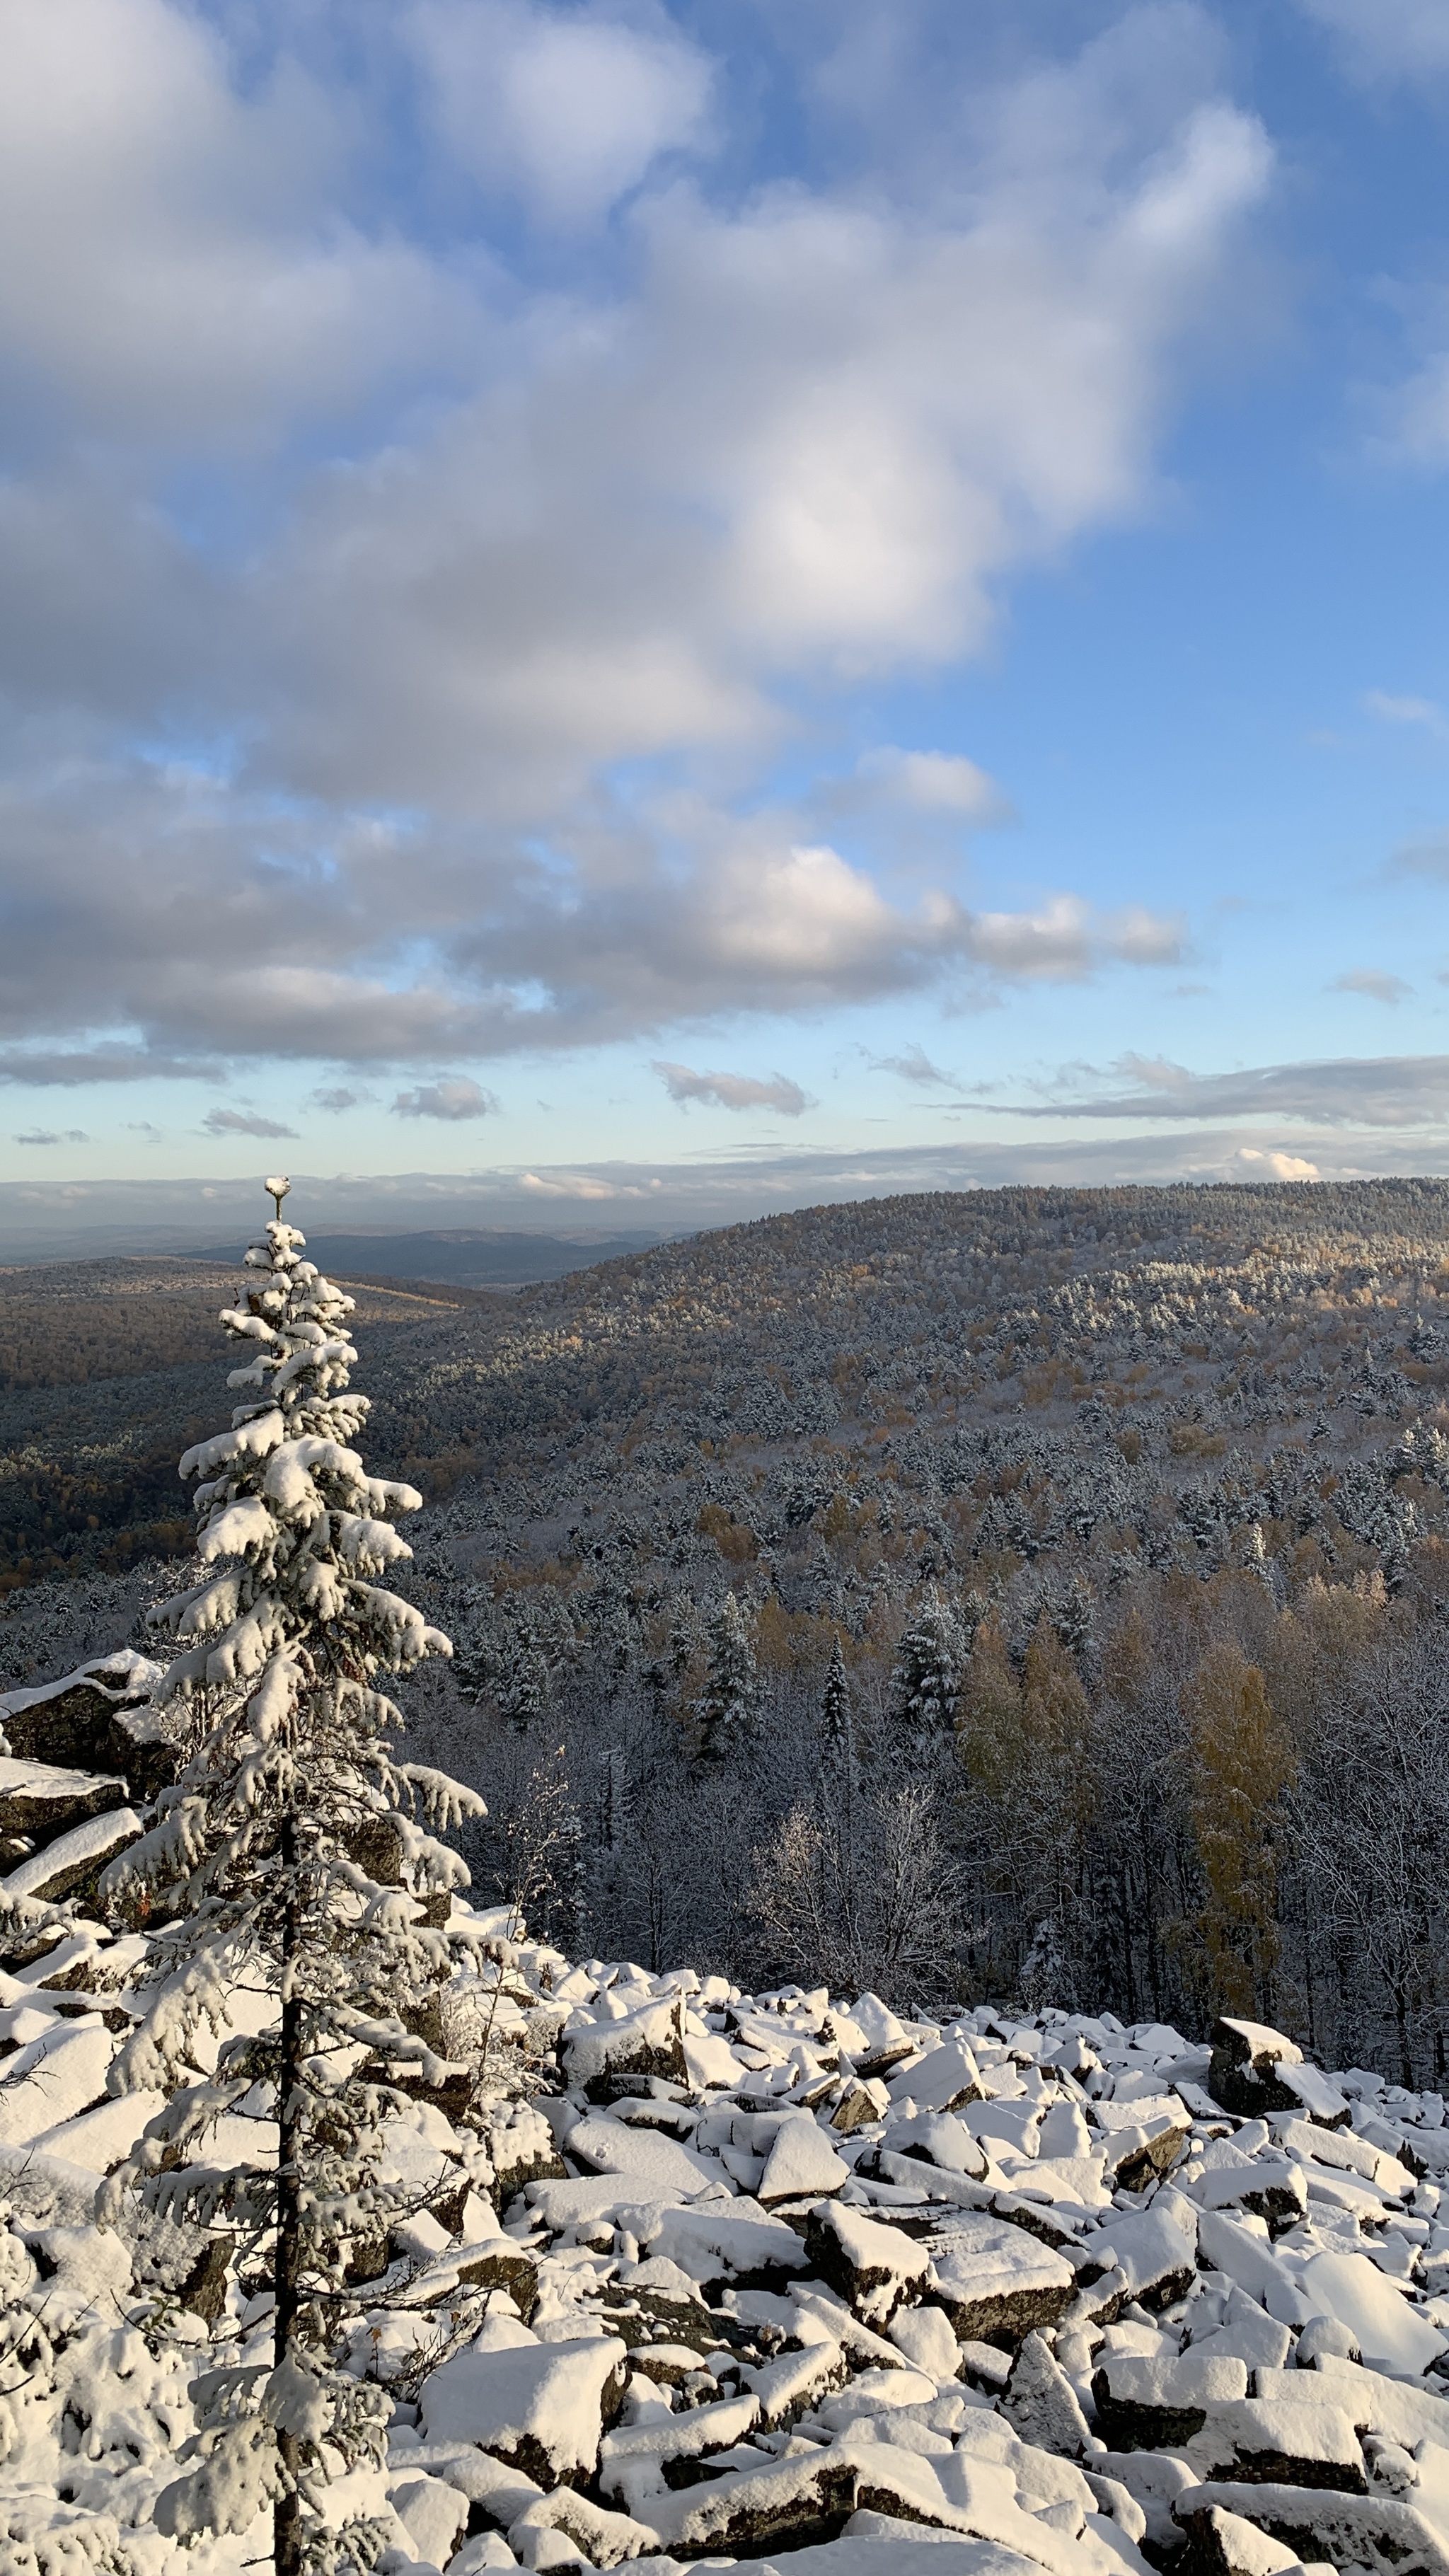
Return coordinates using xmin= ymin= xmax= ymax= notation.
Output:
xmin=872 ymin=1044 xmax=959 ymax=1089
xmin=1002 ymin=1052 xmax=1449 ymax=1127
xmin=1365 ymin=688 xmax=1446 ymax=734
xmin=653 ymin=1062 xmax=812 ymax=1116
xmin=1332 ymin=969 xmax=1412 ymax=1004
xmin=202 ymin=1107 xmax=297 ymax=1139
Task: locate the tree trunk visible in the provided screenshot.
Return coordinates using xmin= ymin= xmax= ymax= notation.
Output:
xmin=274 ymin=1808 xmax=304 ymax=2576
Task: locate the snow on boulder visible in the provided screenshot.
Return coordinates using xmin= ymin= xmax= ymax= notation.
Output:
xmin=630 ymin=2441 xmax=859 ymax=2558
xmin=884 ymin=2039 xmax=982 ymax=2113
xmin=567 ymin=2113 xmax=724 ymax=2198
xmin=1085 ymin=2198 xmax=1199 ymax=2318
xmin=831 ymin=2077 xmax=890 ymax=2133
xmin=804 ymin=2202 xmax=931 ymax=2327
xmin=1170 ymin=2501 xmax=1306 ymax=2576
xmin=562 ymin=1998 xmax=686 ymax=2101
xmin=925 ymin=2214 xmax=1077 ymax=2346
xmin=1179 ymin=2480 xmax=1449 ymax=2576
xmin=1 ymin=1806 xmax=142 ymax=1905
xmin=1298 ymin=2246 xmax=1448 ymax=2376
xmin=1093 ymin=2347 xmax=1249 ymax=2449
xmin=0 ymin=1757 xmax=128 ymax=1850
xmin=508 ymin=2485 xmax=657 ymax=2568
xmin=387 ymin=2471 xmax=471 ymax=2568
xmin=1000 ymin=2329 xmax=1092 ymax=2457
xmin=0 ymin=1653 xmax=175 ymax=1795
xmin=879 ymin=2110 xmax=989 ymax=2178
xmin=599 ymin=2390 xmax=763 ymax=2514
xmin=419 ymin=2332 xmax=628 ymax=2488
xmin=30 ymin=2087 xmax=168 ymax=2174
xmin=0 ymin=2014 xmax=117 ymax=2143
xmin=756 ymin=2113 xmax=850 ymax=2205
xmin=642 ymin=2197 xmax=812 ymax=2289
xmin=887 ymin=2303 xmax=962 ymax=2380
xmin=1208 ymin=2018 xmax=1311 ymax=2120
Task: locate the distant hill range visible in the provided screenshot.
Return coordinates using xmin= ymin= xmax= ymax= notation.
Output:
xmin=192 ymin=1226 xmax=659 ymax=1288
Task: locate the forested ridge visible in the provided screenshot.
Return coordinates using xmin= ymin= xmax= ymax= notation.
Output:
xmin=8 ymin=1178 xmax=1449 ymax=2086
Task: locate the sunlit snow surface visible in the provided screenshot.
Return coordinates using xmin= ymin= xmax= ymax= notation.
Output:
xmin=6 ymin=1852 xmax=1449 ymax=2574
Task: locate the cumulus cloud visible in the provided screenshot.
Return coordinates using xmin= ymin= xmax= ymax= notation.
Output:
xmin=1332 ymin=969 xmax=1412 ymax=1005
xmin=313 ymin=1085 xmax=366 ymax=1111
xmin=391 ymin=1075 xmax=498 ymax=1121
xmin=1226 ymin=1146 xmax=1320 ymax=1181
xmin=14 ymin=1126 xmax=88 ymax=1145
xmin=409 ymin=0 xmax=712 ymax=228
xmin=653 ymin=1061 xmax=811 ymax=1115
xmin=203 ymin=1106 xmax=297 ymax=1138
xmin=0 ymin=1 xmax=1268 ymax=1080
xmin=1006 ymin=1051 xmax=1449 ymax=1127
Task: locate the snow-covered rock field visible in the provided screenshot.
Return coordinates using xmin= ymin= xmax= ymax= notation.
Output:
xmin=9 ymin=1685 xmax=1449 ymax=2576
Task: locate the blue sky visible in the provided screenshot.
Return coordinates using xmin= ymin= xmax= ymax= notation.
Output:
xmin=7 ymin=0 xmax=1449 ymax=1236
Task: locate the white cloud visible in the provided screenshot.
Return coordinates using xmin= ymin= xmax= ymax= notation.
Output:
xmin=0 ymin=0 xmax=471 ymax=451
xmin=1293 ymin=0 xmax=1449 ymax=82
xmin=0 ymin=4 xmax=1267 ymax=1078
xmin=203 ymin=1106 xmax=297 ymax=1138
xmin=14 ymin=1126 xmax=88 ymax=1145
xmin=1227 ymin=1146 xmax=1320 ymax=1180
xmin=653 ymin=1061 xmax=811 ymax=1115
xmin=853 ymin=747 xmax=1011 ymax=821
xmin=1332 ymin=969 xmax=1412 ymax=1005
xmin=410 ymin=0 xmax=712 ymax=227
xmin=1366 ymin=689 xmax=1446 ymax=733
xmin=392 ymin=1075 xmax=498 ymax=1120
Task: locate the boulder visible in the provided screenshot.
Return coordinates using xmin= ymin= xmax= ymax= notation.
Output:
xmin=1208 ymin=2018 xmax=1310 ymax=2120
xmin=756 ymin=2114 xmax=850 ymax=2205
xmin=420 ymin=2334 xmax=627 ymax=2489
xmin=1 ymin=1807 xmax=142 ymax=1906
xmin=1000 ymin=2329 xmax=1092 ymax=2456
xmin=1178 ymin=2478 xmax=1449 ymax=2576
xmin=924 ymin=2213 xmax=1076 ymax=2347
xmin=562 ymin=1999 xmax=687 ymax=2102
xmin=0 ymin=1758 xmax=128 ymax=1851
xmin=1092 ymin=2349 xmax=1249 ymax=2451
xmin=804 ymin=2204 xmax=930 ymax=2328
xmin=0 ymin=1657 xmax=176 ymax=1798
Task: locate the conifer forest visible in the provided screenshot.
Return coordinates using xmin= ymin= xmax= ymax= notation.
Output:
xmin=9 ymin=1181 xmax=1449 ymax=2576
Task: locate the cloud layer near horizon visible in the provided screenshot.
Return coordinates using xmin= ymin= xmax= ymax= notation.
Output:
xmin=0 ymin=0 xmax=1268 ymax=1080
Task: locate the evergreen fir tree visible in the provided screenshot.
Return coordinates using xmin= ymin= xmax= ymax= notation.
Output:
xmin=697 ymin=1592 xmax=756 ymax=1760
xmin=500 ymin=1607 xmax=548 ymax=1734
xmin=820 ymin=1631 xmax=853 ymax=1774
xmin=98 ymin=1180 xmax=484 ymax=2576
xmin=1053 ymin=1573 xmax=1097 ymax=1661
xmin=889 ymin=1588 xmax=962 ymax=1759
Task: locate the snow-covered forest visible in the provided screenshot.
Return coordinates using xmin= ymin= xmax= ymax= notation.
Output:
xmin=10 ymin=1179 xmax=1449 ymax=2086
xmin=10 ymin=1182 xmax=1449 ymax=2576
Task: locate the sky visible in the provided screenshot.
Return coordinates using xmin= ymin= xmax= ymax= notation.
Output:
xmin=8 ymin=0 xmax=1449 ymax=1244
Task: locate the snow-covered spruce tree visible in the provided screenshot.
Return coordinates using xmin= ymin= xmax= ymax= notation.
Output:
xmin=888 ymin=1588 xmax=963 ymax=1762
xmin=98 ymin=1179 xmax=485 ymax=2576
xmin=697 ymin=1591 xmax=756 ymax=1761
xmin=820 ymin=1631 xmax=853 ymax=1775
